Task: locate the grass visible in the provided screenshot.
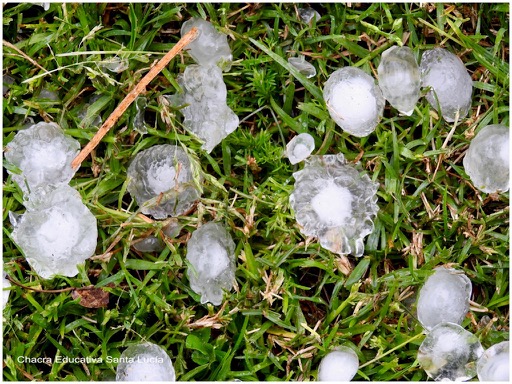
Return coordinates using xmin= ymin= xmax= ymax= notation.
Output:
xmin=2 ymin=2 xmax=509 ymax=381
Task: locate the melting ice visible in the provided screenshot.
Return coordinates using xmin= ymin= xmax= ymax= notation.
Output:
xmin=127 ymin=145 xmax=202 ymax=219
xmin=416 ymin=267 xmax=472 ymax=331
xmin=116 ymin=342 xmax=175 ymax=381
xmin=417 ymin=322 xmax=484 ymax=381
xmin=463 ymin=124 xmax=509 ymax=193
xmin=377 ymin=46 xmax=420 ymax=115
xmin=323 ymin=67 xmax=385 ymax=137
xmin=289 ymin=154 xmax=379 ymax=256
xmin=288 ymin=56 xmax=316 ymax=78
xmin=286 ymin=133 xmax=315 ymax=164
xmin=186 ymin=222 xmax=236 ymax=306
xmin=318 ymin=346 xmax=359 ymax=381
xmin=420 ymin=48 xmax=473 ymax=122
xmin=477 ymin=341 xmax=509 ymax=382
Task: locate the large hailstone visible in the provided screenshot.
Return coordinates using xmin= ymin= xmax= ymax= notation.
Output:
xmin=186 ymin=222 xmax=236 ymax=306
xmin=463 ymin=124 xmax=510 ymax=193
xmin=289 ymin=154 xmax=379 ymax=256
xmin=11 ymin=185 xmax=97 ymax=279
xmin=127 ymin=145 xmax=202 ymax=219
xmin=377 ymin=46 xmax=420 ymax=115
xmin=477 ymin=341 xmax=509 ymax=382
xmin=416 ymin=267 xmax=472 ymax=331
xmin=323 ymin=67 xmax=385 ymax=137
xmin=420 ymin=48 xmax=473 ymax=122
xmin=116 ymin=342 xmax=175 ymax=381
xmin=317 ymin=346 xmax=359 ymax=381
xmin=3 ymin=122 xmax=80 ymax=195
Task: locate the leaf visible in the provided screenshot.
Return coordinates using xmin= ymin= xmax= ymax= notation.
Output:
xmin=71 ymin=287 xmax=109 ymax=308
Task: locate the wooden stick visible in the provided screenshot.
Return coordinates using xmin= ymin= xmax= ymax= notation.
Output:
xmin=71 ymin=27 xmax=199 ymax=169
xmin=3 ymin=39 xmax=49 ymax=73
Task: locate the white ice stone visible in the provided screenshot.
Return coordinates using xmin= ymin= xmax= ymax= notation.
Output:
xmin=181 ymin=18 xmax=232 ymax=71
xmin=2 ymin=275 xmax=11 ymax=310
xmin=186 ymin=222 xmax=236 ymax=306
xmin=289 ymin=154 xmax=379 ymax=256
xmin=298 ymin=7 xmax=321 ymax=24
xmin=127 ymin=145 xmax=201 ymax=219
xmin=116 ymin=342 xmax=175 ymax=381
xmin=11 ymin=185 xmax=98 ymax=279
xmin=323 ymin=67 xmax=385 ymax=137
xmin=477 ymin=341 xmax=509 ymax=382
xmin=417 ymin=267 xmax=472 ymax=331
xmin=463 ymin=124 xmax=509 ymax=193
xmin=4 ymin=122 xmax=80 ymax=195
xmin=377 ymin=46 xmax=420 ymax=115
xmin=418 ymin=322 xmax=484 ymax=381
xmin=318 ymin=346 xmax=359 ymax=381
xmin=420 ymin=48 xmax=473 ymax=122
xmin=286 ymin=133 xmax=315 ymax=164
xmin=288 ymin=56 xmax=316 ymax=78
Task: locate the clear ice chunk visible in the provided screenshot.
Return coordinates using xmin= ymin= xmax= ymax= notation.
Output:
xmin=11 ymin=185 xmax=98 ymax=279
xmin=377 ymin=46 xmax=420 ymax=115
xmin=181 ymin=18 xmax=233 ymax=71
xmin=463 ymin=124 xmax=510 ymax=193
xmin=323 ymin=67 xmax=385 ymax=137
xmin=286 ymin=133 xmax=315 ymax=164
xmin=186 ymin=222 xmax=236 ymax=306
xmin=418 ymin=322 xmax=484 ymax=381
xmin=132 ymin=96 xmax=148 ymax=134
xmin=420 ymin=48 xmax=473 ymax=122
xmin=477 ymin=341 xmax=509 ymax=381
xmin=288 ymin=56 xmax=316 ymax=78
xmin=102 ymin=57 xmax=129 ymax=73
xmin=171 ymin=64 xmax=239 ymax=153
xmin=3 ymin=74 xmax=15 ymax=96
xmin=298 ymin=7 xmax=321 ymax=24
xmin=127 ymin=144 xmax=202 ymax=219
xmin=116 ymin=342 xmax=175 ymax=381
xmin=416 ymin=267 xmax=472 ymax=331
xmin=4 ymin=122 xmax=80 ymax=195
xmin=132 ymin=236 xmax=165 ymax=253
xmin=289 ymin=154 xmax=379 ymax=256
xmin=318 ymin=346 xmax=359 ymax=381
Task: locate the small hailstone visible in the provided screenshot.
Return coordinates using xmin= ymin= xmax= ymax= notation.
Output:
xmin=163 ymin=219 xmax=182 ymax=238
xmin=286 ymin=133 xmax=315 ymax=164
xmin=4 ymin=122 xmax=80 ymax=195
xmin=2 ymin=275 xmax=11 ymax=310
xmin=420 ymin=48 xmax=473 ymax=122
xmin=132 ymin=237 xmax=165 ymax=253
xmin=417 ymin=322 xmax=484 ymax=381
xmin=102 ymin=57 xmax=129 ymax=73
xmin=463 ymin=124 xmax=509 ymax=193
xmin=127 ymin=145 xmax=202 ymax=219
xmin=132 ymin=96 xmax=148 ymax=134
xmin=318 ymin=346 xmax=359 ymax=381
xmin=416 ymin=267 xmax=472 ymax=331
xmin=186 ymin=222 xmax=236 ymax=306
xmin=3 ymin=74 xmax=15 ymax=96
xmin=477 ymin=341 xmax=509 ymax=382
xmin=377 ymin=46 xmax=420 ymax=115
xmin=116 ymin=342 xmax=175 ymax=381
xmin=298 ymin=7 xmax=321 ymax=24
xmin=323 ymin=67 xmax=385 ymax=137
xmin=38 ymin=88 xmax=59 ymax=101
xmin=288 ymin=56 xmax=316 ymax=78
xmin=289 ymin=154 xmax=379 ymax=256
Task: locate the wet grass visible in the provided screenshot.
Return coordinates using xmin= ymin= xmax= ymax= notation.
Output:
xmin=2 ymin=3 xmax=509 ymax=381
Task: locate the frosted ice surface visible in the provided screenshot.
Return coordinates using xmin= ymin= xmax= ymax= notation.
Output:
xmin=171 ymin=64 xmax=239 ymax=153
xmin=323 ymin=67 xmax=385 ymax=137
xmin=477 ymin=341 xmax=509 ymax=381
xmin=11 ymin=185 xmax=97 ymax=279
xmin=418 ymin=322 xmax=484 ymax=381
xmin=116 ymin=342 xmax=175 ymax=381
xmin=463 ymin=124 xmax=509 ymax=193
xmin=2 ymin=275 xmax=11 ymax=310
xmin=286 ymin=133 xmax=315 ymax=164
xmin=417 ymin=267 xmax=472 ymax=331
xmin=288 ymin=56 xmax=316 ymax=78
xmin=289 ymin=154 xmax=379 ymax=256
xmin=181 ymin=18 xmax=232 ymax=71
xmin=377 ymin=46 xmax=420 ymax=115
xmin=298 ymin=7 xmax=321 ymax=23
xmin=133 ymin=236 xmax=165 ymax=253
xmin=420 ymin=48 xmax=473 ymax=122
xmin=186 ymin=222 xmax=236 ymax=305
xmin=4 ymin=122 xmax=80 ymax=195
xmin=127 ymin=145 xmax=201 ymax=219
xmin=318 ymin=346 xmax=359 ymax=381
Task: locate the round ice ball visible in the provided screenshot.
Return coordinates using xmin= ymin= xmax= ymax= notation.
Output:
xmin=323 ymin=67 xmax=385 ymax=137
xmin=463 ymin=124 xmax=509 ymax=193
xmin=286 ymin=133 xmax=315 ymax=164
xmin=318 ymin=346 xmax=359 ymax=381
xmin=115 ymin=342 xmax=175 ymax=381
xmin=477 ymin=341 xmax=509 ymax=381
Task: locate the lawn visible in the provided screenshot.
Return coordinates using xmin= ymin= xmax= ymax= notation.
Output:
xmin=2 ymin=2 xmax=509 ymax=381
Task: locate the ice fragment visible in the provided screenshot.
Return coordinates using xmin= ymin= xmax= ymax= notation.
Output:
xmin=463 ymin=124 xmax=509 ymax=193
xmin=288 ymin=56 xmax=316 ymax=78
xmin=2 ymin=275 xmax=11 ymax=310
xmin=127 ymin=145 xmax=202 ymax=219
xmin=186 ymin=222 xmax=236 ymax=305
xmin=132 ymin=237 xmax=165 ymax=253
xmin=102 ymin=57 xmax=129 ymax=73
xmin=132 ymin=96 xmax=148 ymax=134
xmin=289 ymin=154 xmax=379 ymax=256
xmin=323 ymin=67 xmax=385 ymax=137
xmin=286 ymin=133 xmax=315 ymax=164
xmin=477 ymin=341 xmax=509 ymax=382
xmin=318 ymin=346 xmax=359 ymax=381
xmin=116 ymin=342 xmax=175 ymax=381
xmin=298 ymin=7 xmax=321 ymax=24
xmin=3 ymin=74 xmax=15 ymax=96
xmin=420 ymin=48 xmax=473 ymax=122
